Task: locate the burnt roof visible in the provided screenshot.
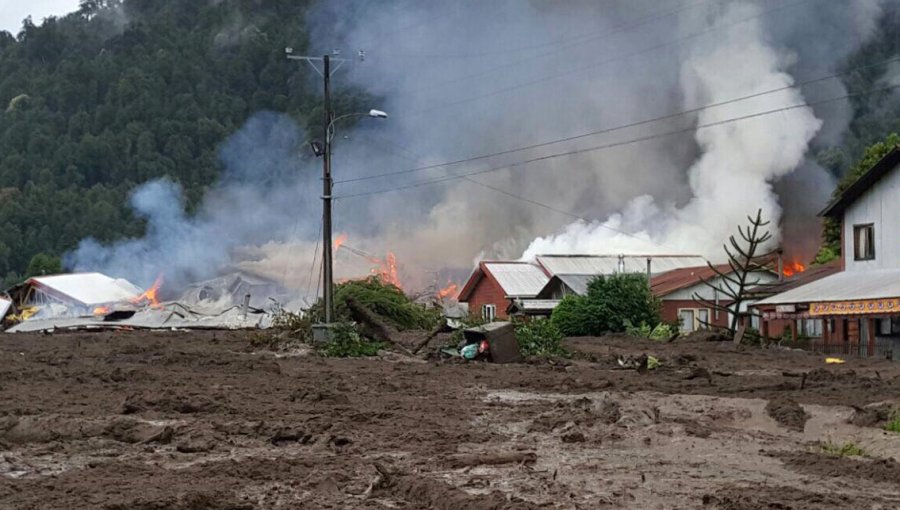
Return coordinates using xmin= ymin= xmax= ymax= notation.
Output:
xmin=820 ymin=146 xmax=900 ymax=218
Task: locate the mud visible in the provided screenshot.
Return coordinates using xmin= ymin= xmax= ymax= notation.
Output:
xmin=0 ymin=331 xmax=898 ymax=509
xmin=776 ymin=451 xmax=900 ymax=485
xmin=765 ymin=397 xmax=809 ymax=432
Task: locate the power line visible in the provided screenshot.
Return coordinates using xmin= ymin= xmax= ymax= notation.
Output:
xmin=335 ymin=80 xmax=900 ymax=200
xmin=399 ymin=0 xmax=814 ymax=117
xmin=336 ymin=54 xmax=900 ymax=185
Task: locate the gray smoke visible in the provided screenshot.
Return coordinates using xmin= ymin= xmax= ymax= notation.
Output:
xmin=68 ymin=0 xmax=887 ymax=292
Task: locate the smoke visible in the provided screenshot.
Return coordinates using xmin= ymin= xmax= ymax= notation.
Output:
xmin=522 ymin=2 xmax=824 ymax=259
xmin=67 ymin=0 xmax=887 ymax=293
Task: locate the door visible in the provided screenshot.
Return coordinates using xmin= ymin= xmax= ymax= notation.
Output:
xmin=679 ymin=309 xmax=695 ymax=334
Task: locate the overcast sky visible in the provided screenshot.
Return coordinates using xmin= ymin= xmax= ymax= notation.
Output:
xmin=0 ymin=0 xmax=80 ymax=34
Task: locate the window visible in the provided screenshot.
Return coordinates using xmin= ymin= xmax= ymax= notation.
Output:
xmin=482 ymin=304 xmax=496 ymax=322
xmin=854 ymin=224 xmax=875 ymax=260
xmin=679 ymin=309 xmax=695 ymax=334
xmin=797 ymin=319 xmax=823 ymax=338
xmin=678 ymin=308 xmax=711 ymax=333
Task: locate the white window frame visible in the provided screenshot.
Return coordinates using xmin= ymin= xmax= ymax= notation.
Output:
xmin=482 ymin=303 xmax=496 ymax=322
xmin=678 ymin=307 xmax=712 ymax=333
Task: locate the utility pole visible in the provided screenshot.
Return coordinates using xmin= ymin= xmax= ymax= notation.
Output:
xmin=322 ymin=55 xmax=334 ymax=323
xmin=286 ymin=50 xmax=350 ymax=324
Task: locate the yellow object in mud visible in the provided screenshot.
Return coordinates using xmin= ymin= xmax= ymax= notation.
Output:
xmin=825 ymin=357 xmax=845 ymax=364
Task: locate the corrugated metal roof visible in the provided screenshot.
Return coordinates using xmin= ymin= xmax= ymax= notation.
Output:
xmin=536 ymin=255 xmax=707 ymax=276
xmin=30 ymin=273 xmax=143 ymax=306
xmin=556 ymin=274 xmax=593 ymax=296
xmin=483 ymin=262 xmax=549 ymax=297
xmin=756 ymin=269 xmax=900 ymax=305
xmin=514 ymin=299 xmax=561 ymax=311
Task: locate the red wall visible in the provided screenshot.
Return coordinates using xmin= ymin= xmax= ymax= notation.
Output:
xmin=465 ymin=274 xmax=511 ymax=320
xmin=661 ymin=299 xmax=732 ymax=329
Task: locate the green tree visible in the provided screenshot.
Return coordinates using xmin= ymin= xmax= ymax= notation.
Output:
xmin=25 ymin=252 xmax=61 ymax=277
xmin=551 ymin=273 xmax=660 ymax=337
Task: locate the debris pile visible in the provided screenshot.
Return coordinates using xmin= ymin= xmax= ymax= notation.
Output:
xmin=1 ymin=271 xmax=301 ymax=333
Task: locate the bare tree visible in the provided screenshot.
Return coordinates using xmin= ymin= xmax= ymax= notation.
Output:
xmin=692 ymin=209 xmax=774 ymax=336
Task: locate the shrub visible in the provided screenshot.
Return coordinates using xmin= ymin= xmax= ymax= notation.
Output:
xmin=319 ymin=322 xmax=385 ymax=358
xmin=551 ymin=273 xmax=661 ymax=336
xmin=820 ymin=440 xmax=867 ymax=457
xmin=515 ymin=319 xmax=567 ymax=357
xmin=307 ymin=277 xmax=440 ymax=331
xmin=625 ymin=320 xmax=675 ymax=341
xmin=885 ymin=412 xmax=900 ymax=433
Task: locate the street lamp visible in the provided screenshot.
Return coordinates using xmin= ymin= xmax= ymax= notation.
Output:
xmin=319 ymin=108 xmax=388 ymax=324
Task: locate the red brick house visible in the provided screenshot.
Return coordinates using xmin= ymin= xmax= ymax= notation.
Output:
xmin=458 ymin=262 xmax=549 ymax=321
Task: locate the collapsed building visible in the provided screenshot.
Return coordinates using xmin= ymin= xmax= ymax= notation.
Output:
xmin=1 ymin=270 xmax=302 ymax=333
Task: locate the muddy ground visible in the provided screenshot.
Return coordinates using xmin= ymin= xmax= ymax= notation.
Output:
xmin=0 ymin=331 xmax=898 ymax=509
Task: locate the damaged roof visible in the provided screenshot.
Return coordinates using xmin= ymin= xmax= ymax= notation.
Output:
xmin=746 ymin=261 xmax=841 ymax=300
xmin=26 ymin=273 xmax=143 ymax=306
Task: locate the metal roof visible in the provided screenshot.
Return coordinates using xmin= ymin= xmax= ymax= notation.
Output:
xmin=512 ymin=299 xmax=561 ymax=311
xmin=820 ymin=146 xmax=900 ymax=218
xmin=755 ymin=269 xmax=900 ymax=305
xmin=483 ymin=262 xmax=549 ymax=297
xmin=535 ymin=255 xmax=707 ymax=276
xmin=650 ymin=264 xmax=732 ymax=297
xmin=29 ymin=273 xmax=143 ymax=306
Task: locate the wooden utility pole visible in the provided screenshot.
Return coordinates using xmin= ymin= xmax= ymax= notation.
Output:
xmin=286 ymin=50 xmax=350 ymax=323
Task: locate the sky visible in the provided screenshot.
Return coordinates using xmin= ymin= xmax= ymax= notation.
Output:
xmin=0 ymin=0 xmax=79 ymax=34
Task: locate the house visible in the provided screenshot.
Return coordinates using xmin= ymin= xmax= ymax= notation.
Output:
xmin=651 ymin=265 xmax=779 ymax=333
xmin=457 ymin=262 xmax=549 ymax=321
xmin=754 ymin=146 xmax=900 ymax=357
xmin=501 ymin=254 xmax=708 ymax=319
xmin=745 ymin=261 xmax=841 ymax=339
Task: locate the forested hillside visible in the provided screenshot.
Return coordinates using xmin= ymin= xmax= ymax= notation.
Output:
xmin=0 ymin=0 xmax=333 ymax=286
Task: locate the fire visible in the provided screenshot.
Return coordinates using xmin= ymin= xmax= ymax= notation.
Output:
xmin=372 ymin=252 xmax=402 ymax=288
xmin=131 ymin=275 xmax=163 ymax=307
xmin=782 ymin=261 xmax=806 ymax=277
xmin=93 ymin=306 xmax=110 ymax=316
xmin=437 ymin=281 xmax=458 ymax=300
xmin=334 ymin=233 xmax=348 ymax=252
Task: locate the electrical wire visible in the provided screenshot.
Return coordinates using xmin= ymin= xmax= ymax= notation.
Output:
xmin=334 ymin=80 xmax=900 ymax=200
xmin=336 ymin=54 xmax=900 ymax=185
xmin=305 ymin=219 xmax=323 ymax=301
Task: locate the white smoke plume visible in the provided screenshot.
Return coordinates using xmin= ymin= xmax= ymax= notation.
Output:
xmin=522 ymin=2 xmax=823 ymax=260
xmin=66 ymin=0 xmax=887 ymax=293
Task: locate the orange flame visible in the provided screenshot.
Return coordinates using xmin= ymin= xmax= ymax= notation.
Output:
xmin=782 ymin=261 xmax=806 ymax=277
xmin=372 ymin=252 xmax=402 ymax=288
xmin=93 ymin=306 xmax=111 ymax=316
xmin=334 ymin=233 xmax=348 ymax=252
xmin=437 ymin=281 xmax=458 ymax=300
xmin=131 ymin=275 xmax=163 ymax=307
